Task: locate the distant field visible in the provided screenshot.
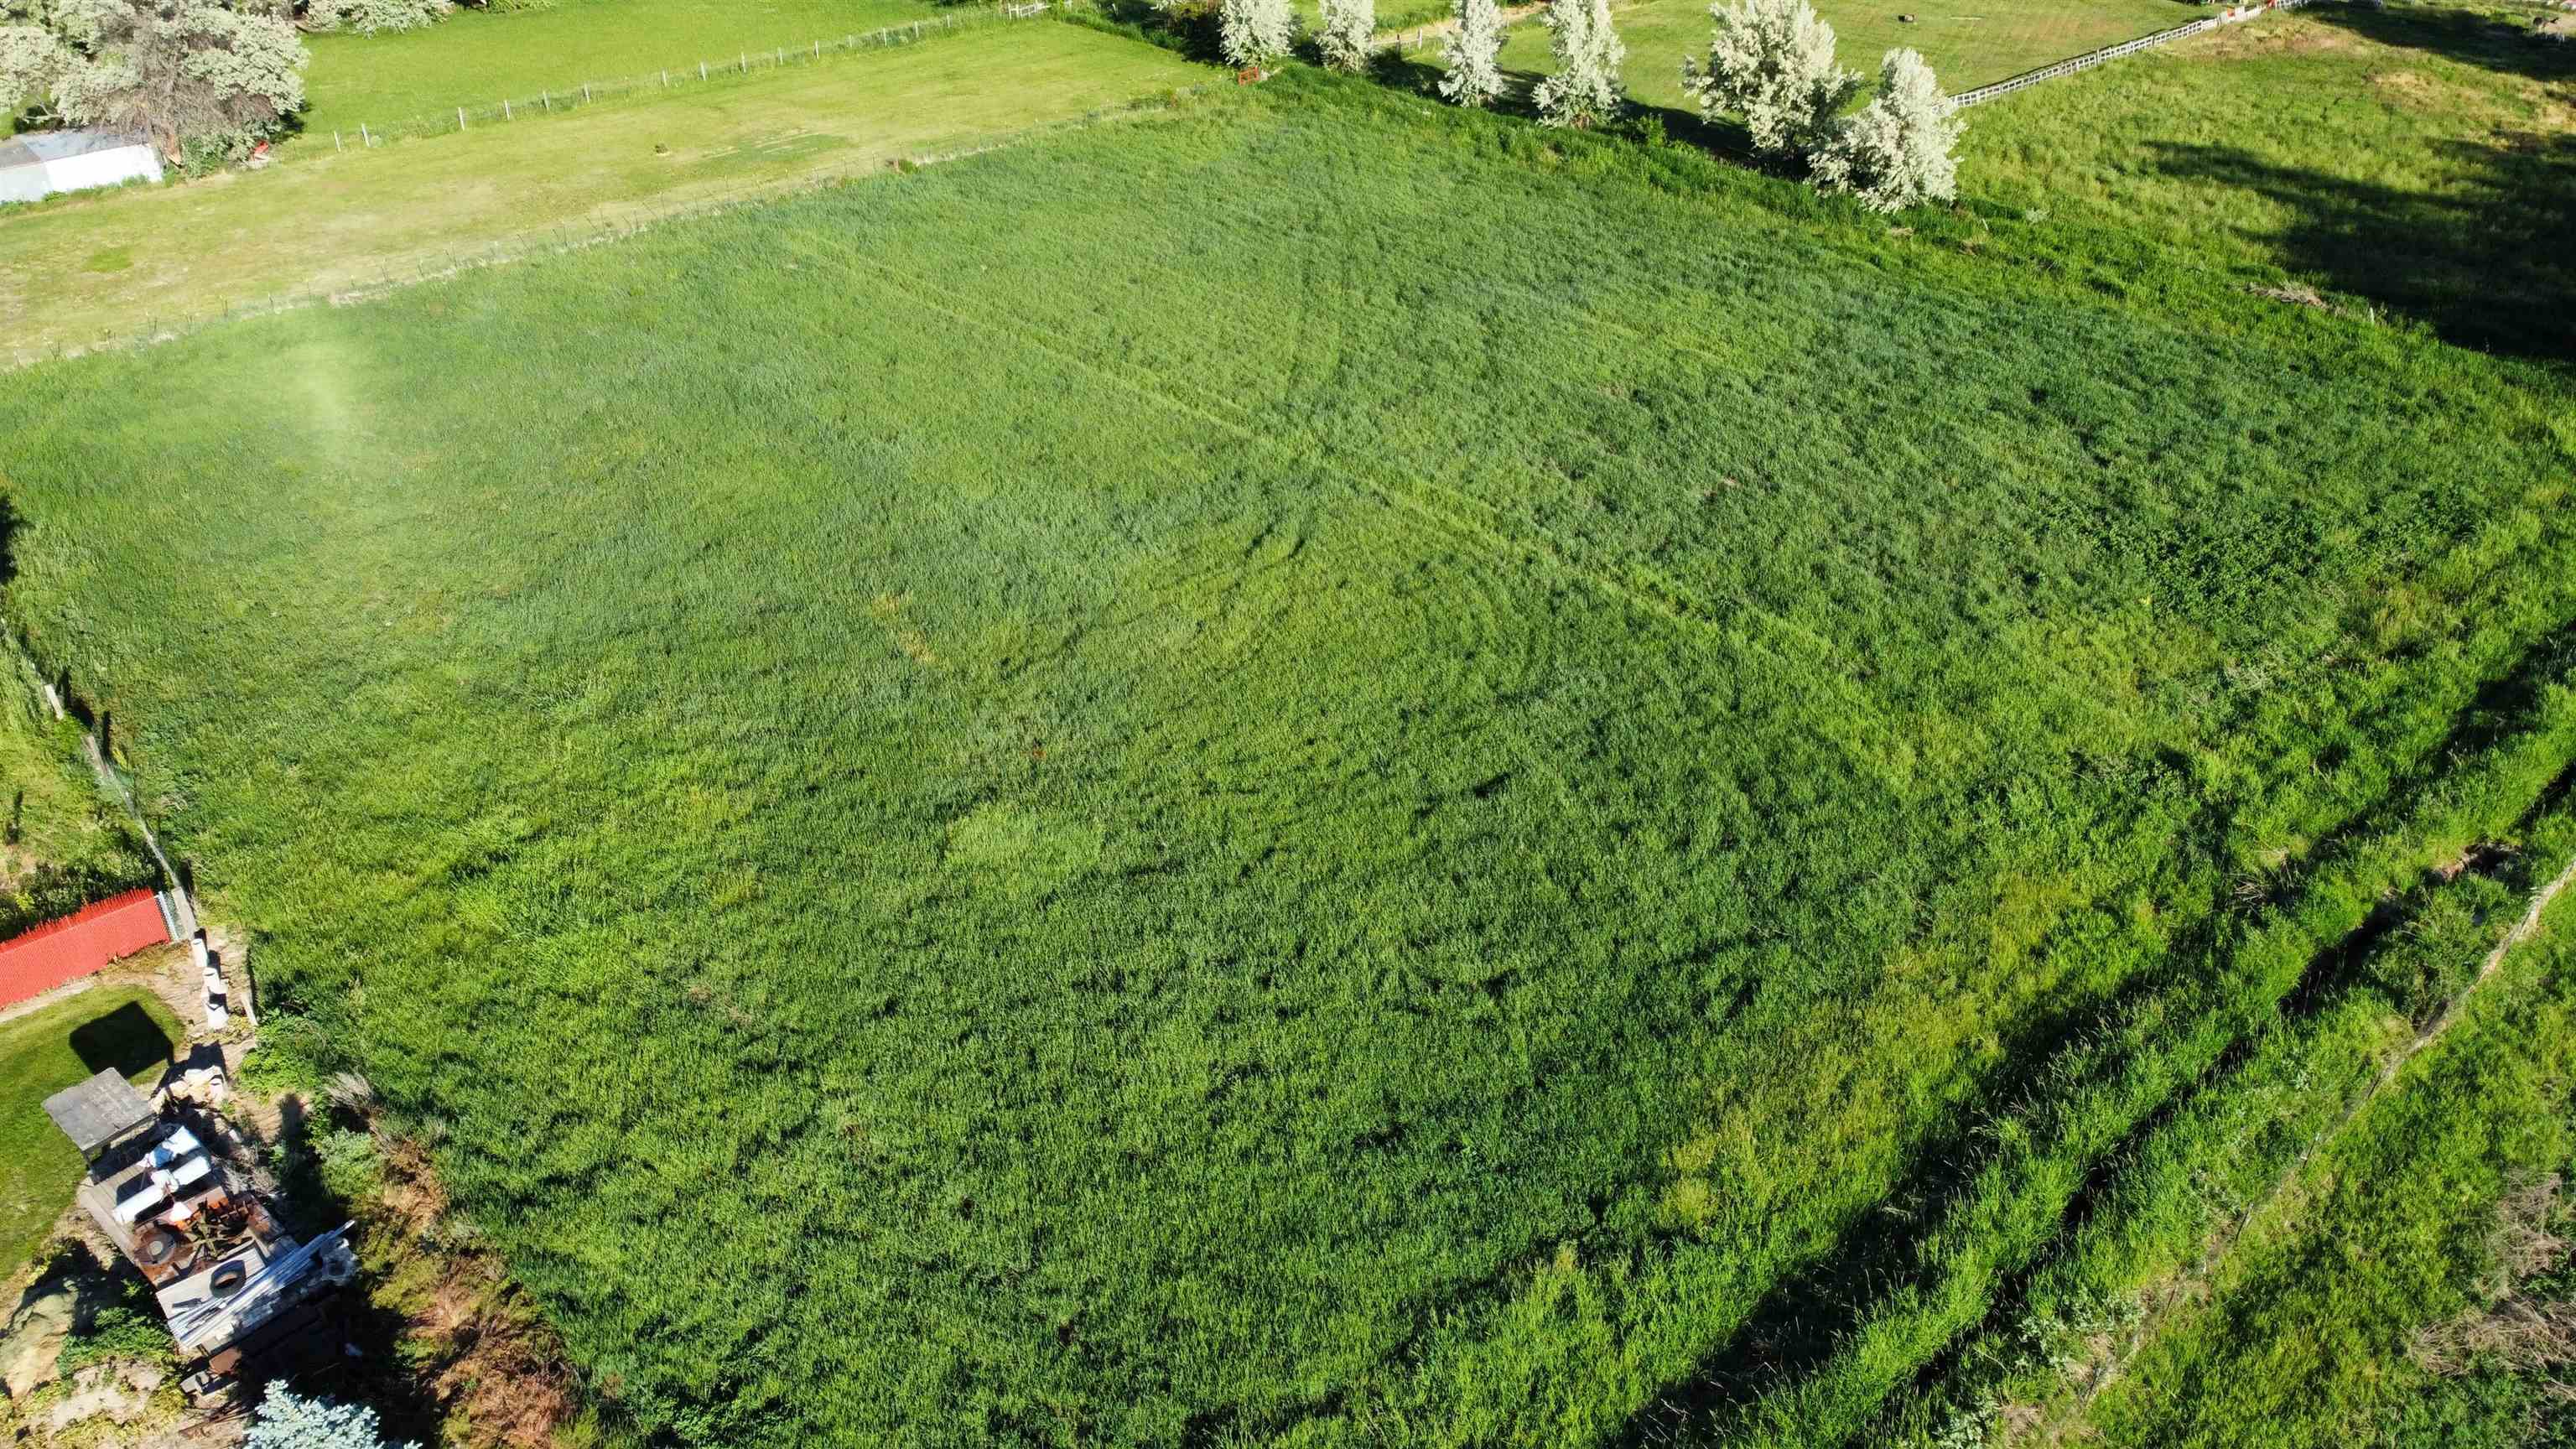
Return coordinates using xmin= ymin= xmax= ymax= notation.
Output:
xmin=2 ymin=62 xmax=2568 ymax=1447
xmin=0 ymin=987 xmax=181 ymax=1281
xmin=1950 ymin=1 xmax=2576 ymax=361
xmin=1493 ymin=0 xmax=2194 ymax=110
xmin=0 ymin=23 xmax=1202 ymax=360
xmin=297 ymin=0 xmax=948 ymax=141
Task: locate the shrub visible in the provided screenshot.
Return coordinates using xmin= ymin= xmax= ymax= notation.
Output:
xmin=1530 ymin=0 xmax=1623 ymax=127
xmin=243 ymin=1385 xmax=418 ymax=1449
xmin=1809 ymin=47 xmax=1961 ymax=211
xmin=1680 ymin=0 xmax=1857 ymax=156
xmin=295 ymin=0 xmax=454 ymax=34
xmin=1436 ymin=0 xmax=1505 ymax=106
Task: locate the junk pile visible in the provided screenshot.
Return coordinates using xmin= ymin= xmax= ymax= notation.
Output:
xmin=41 ymin=1066 xmax=356 ymax=1398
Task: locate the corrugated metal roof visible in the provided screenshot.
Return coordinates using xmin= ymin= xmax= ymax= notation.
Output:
xmin=0 ymin=129 xmax=152 ymax=171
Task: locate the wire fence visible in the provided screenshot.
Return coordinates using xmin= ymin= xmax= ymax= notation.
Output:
xmin=3 ymin=83 xmax=1215 ymax=373
xmin=305 ymin=0 xmax=1064 ymax=153
xmin=1948 ymin=0 xmax=2322 ymax=109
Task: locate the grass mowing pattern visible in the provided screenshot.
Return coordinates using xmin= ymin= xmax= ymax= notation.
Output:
xmin=0 ymin=71 xmax=2571 ymax=1446
xmin=0 ymin=987 xmax=181 ymax=1281
xmin=298 ymin=0 xmax=947 ymax=143
xmin=0 ymin=23 xmax=1202 ymax=361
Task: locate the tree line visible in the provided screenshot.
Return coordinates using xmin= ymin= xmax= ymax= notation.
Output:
xmin=0 ymin=0 xmax=540 ymax=169
xmin=1218 ymin=0 xmax=1963 ymax=211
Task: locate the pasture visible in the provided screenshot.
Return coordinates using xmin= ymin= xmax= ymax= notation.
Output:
xmin=0 ymin=55 xmax=2569 ymax=1447
xmin=1493 ymin=0 xmax=2192 ymax=109
xmin=297 ymin=0 xmax=948 ymax=143
xmin=0 ymin=23 xmax=1201 ymax=361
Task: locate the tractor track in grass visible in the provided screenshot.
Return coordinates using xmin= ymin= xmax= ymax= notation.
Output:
xmin=2031 ymin=840 xmax=2576 ymax=1444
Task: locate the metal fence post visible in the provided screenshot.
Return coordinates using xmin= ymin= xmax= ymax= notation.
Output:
xmin=334 ymin=130 xmax=343 ymax=151
xmin=458 ymin=106 xmax=468 ymax=131
xmin=503 ymin=98 xmax=512 ymax=119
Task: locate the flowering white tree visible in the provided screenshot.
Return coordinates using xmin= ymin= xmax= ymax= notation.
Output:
xmin=0 ymin=0 xmax=304 ymax=164
xmin=1810 ymin=48 xmax=1961 ymax=210
xmin=1437 ymin=0 xmax=1505 ymax=106
xmin=1316 ymin=0 xmax=1373 ymax=71
xmin=297 ymin=0 xmax=454 ymax=34
xmin=1218 ymin=0 xmax=1293 ymax=72
xmin=1680 ymin=0 xmax=1857 ymax=157
xmin=1530 ymin=0 xmax=1623 ymax=127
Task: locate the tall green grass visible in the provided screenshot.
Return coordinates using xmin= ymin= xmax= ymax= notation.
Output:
xmin=0 ymin=70 xmax=2568 ymax=1446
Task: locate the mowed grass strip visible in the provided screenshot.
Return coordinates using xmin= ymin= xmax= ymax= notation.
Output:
xmin=298 ymin=0 xmax=948 ymax=143
xmin=0 ymin=23 xmax=1200 ymax=360
xmin=0 ymin=987 xmax=182 ymax=1281
xmin=0 ymin=72 xmax=2570 ymax=1447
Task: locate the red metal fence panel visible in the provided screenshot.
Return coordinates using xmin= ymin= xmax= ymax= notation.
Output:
xmin=0 ymin=890 xmax=174 ymax=1010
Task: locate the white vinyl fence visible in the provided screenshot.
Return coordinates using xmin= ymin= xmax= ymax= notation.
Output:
xmin=1950 ymin=0 xmax=2321 ymax=109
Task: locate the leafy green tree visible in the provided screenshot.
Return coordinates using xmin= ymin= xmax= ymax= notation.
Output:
xmin=1680 ymin=0 xmax=1856 ymax=157
xmin=0 ymin=0 xmax=304 ymax=164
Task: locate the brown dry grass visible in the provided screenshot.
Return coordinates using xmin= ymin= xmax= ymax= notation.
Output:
xmin=362 ymin=1134 xmax=582 ymax=1448
xmin=2409 ymin=1175 xmax=2576 ymax=1387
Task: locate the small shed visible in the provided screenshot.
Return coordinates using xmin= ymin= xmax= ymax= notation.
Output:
xmin=43 ymin=1068 xmax=158 ymax=1161
xmin=0 ymin=129 xmax=163 ymax=206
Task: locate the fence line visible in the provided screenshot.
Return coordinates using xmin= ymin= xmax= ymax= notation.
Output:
xmin=3 ymin=84 xmax=1215 ymax=375
xmin=303 ymin=1 xmax=1066 ymax=152
xmin=1949 ymin=0 xmax=2320 ymax=109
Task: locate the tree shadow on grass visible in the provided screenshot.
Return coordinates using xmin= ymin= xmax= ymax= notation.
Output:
xmin=2142 ymin=132 xmax=2576 ymax=364
xmin=2311 ymin=1 xmax=2576 ymax=85
xmin=66 ymin=1000 xmax=175 ymax=1080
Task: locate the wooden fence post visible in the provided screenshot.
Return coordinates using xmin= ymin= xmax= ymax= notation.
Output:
xmin=458 ymin=106 xmax=467 ymax=131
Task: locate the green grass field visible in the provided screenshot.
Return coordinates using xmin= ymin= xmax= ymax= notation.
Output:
xmin=0 ymin=988 xmax=182 ymax=1282
xmin=1947 ymin=3 xmax=2576 ymax=362
xmin=1492 ymin=0 xmax=2193 ymax=110
xmin=0 ymin=23 xmax=1202 ymax=361
xmin=297 ymin=0 xmax=949 ymax=142
xmin=0 ymin=45 xmax=2569 ymax=1444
